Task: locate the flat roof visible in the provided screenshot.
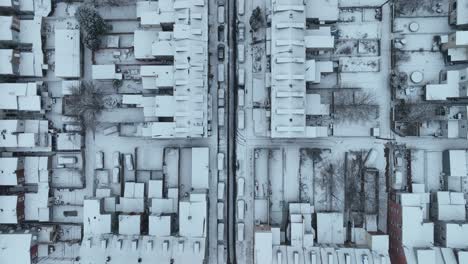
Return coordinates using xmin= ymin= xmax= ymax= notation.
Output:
xmin=316 ymin=212 xmax=345 ymax=244
xmin=83 ymin=199 xmax=111 ymax=235
xmin=179 ymin=196 xmax=207 ymax=238
xmin=426 ymin=70 xmax=460 ymax=100
xmin=118 ymin=215 xmax=141 ymax=235
xmin=0 ymin=157 xmax=20 ymax=185
xmin=191 ymin=147 xmax=209 ymax=189
xmin=0 ymin=195 xmax=19 ymax=224
xmin=0 ymin=233 xmax=32 ymax=264
xmin=55 ymin=29 xmax=80 ymax=78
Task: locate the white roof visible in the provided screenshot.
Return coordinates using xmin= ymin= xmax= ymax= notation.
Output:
xmin=416 ymin=249 xmax=436 ymax=264
xmin=191 ymin=147 xmax=209 ymax=189
xmin=134 ymin=30 xmax=159 ymax=59
xmin=305 ymin=0 xmax=338 ymax=21
xmin=118 ymin=215 xmax=141 ymax=235
xmin=149 ymin=215 xmax=171 ymax=237
xmin=124 ymin=182 xmax=145 ymax=198
xmin=446 ymin=150 xmax=467 ymax=177
xmin=254 ymin=230 xmax=273 ymax=264
xmin=0 ymin=16 xmax=17 ymax=41
xmin=179 ymin=195 xmax=207 ymax=238
xmin=150 ymin=198 xmax=176 ymax=214
xmin=56 ymin=133 xmax=82 ymax=151
xmin=305 ymin=27 xmax=335 ymax=49
xmin=270 ymin=0 xmax=308 ymax=138
xmin=316 ymin=212 xmax=345 ymax=244
xmin=0 ymin=157 xmax=20 ymax=185
xmin=454 ymin=0 xmax=468 ymax=26
xmin=148 ymin=180 xmax=163 ymax=198
xmin=140 ymin=65 xmax=174 ymax=89
xmin=79 ymin=235 xmax=206 ymax=264
xmin=118 ymin=197 xmax=145 ymax=213
xmin=24 ymin=156 xmax=49 ymax=184
xmin=19 ymin=17 xmax=43 ymax=77
xmin=436 ymin=191 xmax=466 ymax=221
xmin=0 ymin=234 xmax=32 ymax=264
xmin=0 ymin=195 xmax=19 ymax=224
xmin=401 ymin=206 xmax=434 ymax=247
xmin=426 ymin=71 xmax=460 ymax=100
xmin=24 ymin=181 xmax=50 ymax=222
xmin=444 ymin=223 xmax=468 ymax=248
xmin=83 ymin=199 xmax=111 ymax=235
xmin=55 ymin=29 xmax=80 ymax=78
xmin=0 ymin=49 xmax=16 ymax=75
xmin=92 ymin=65 xmax=120 ymax=80
xmin=0 ymin=82 xmax=40 ymax=111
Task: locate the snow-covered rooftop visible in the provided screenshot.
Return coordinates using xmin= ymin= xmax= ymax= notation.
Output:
xmin=55 ymin=29 xmax=80 ymax=78
xmin=0 ymin=233 xmax=33 ymax=264
xmin=0 ymin=195 xmax=20 ymax=224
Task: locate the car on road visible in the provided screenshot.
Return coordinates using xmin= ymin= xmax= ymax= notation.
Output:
xmin=217 ymin=44 xmax=225 ymax=61
xmin=124 ymin=153 xmax=134 ymax=171
xmin=238 ymin=22 xmax=245 ymax=41
xmin=95 ymin=151 xmax=104 ymax=169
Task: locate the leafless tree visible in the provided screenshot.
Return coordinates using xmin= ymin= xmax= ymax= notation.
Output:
xmin=334 ymin=90 xmax=379 ymax=123
xmin=395 ymin=103 xmax=439 ymax=123
xmin=318 ymin=158 xmax=345 ymax=211
xmin=65 ymin=82 xmax=104 ymax=130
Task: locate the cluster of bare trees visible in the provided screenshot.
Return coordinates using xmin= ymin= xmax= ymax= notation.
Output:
xmin=395 ymin=102 xmax=439 ymax=123
xmin=333 ymin=90 xmax=379 ymax=123
xmin=65 ymin=82 xmax=104 ymax=130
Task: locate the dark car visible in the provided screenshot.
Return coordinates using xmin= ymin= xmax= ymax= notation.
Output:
xmin=218 ymin=44 xmax=225 ymax=61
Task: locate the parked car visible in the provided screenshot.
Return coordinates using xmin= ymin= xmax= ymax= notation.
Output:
xmin=218 ymin=44 xmax=225 ymax=61
xmin=238 ymin=22 xmax=245 ymax=41
xmin=237 ymin=44 xmax=245 ymax=63
xmin=218 ymin=6 xmax=225 ymax=24
xmin=112 ymin=167 xmax=120 ymax=183
xmin=237 ymin=177 xmax=245 ymax=197
xmin=58 ymin=156 xmax=77 ymax=165
xmin=64 ymin=124 xmax=82 ymax=132
xmin=113 ymin=151 xmax=121 ymax=167
xmin=237 ymin=200 xmax=245 ymax=221
xmin=95 ymin=151 xmax=104 ymax=169
xmin=238 ymin=0 xmax=245 ymax=15
xmin=124 ymin=154 xmax=134 ymax=171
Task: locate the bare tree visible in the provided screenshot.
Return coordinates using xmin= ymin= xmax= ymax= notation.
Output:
xmin=65 ymin=82 xmax=104 ymax=130
xmin=395 ymin=103 xmax=439 ymax=123
xmin=334 ymin=90 xmax=379 ymax=123
xmin=318 ymin=158 xmax=345 ymax=211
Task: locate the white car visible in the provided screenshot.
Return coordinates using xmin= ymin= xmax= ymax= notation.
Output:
xmin=112 ymin=167 xmax=120 ymax=183
xmin=124 ymin=154 xmax=134 ymax=171
xmin=113 ymin=151 xmax=121 ymax=167
xmin=95 ymin=151 xmax=104 ymax=169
